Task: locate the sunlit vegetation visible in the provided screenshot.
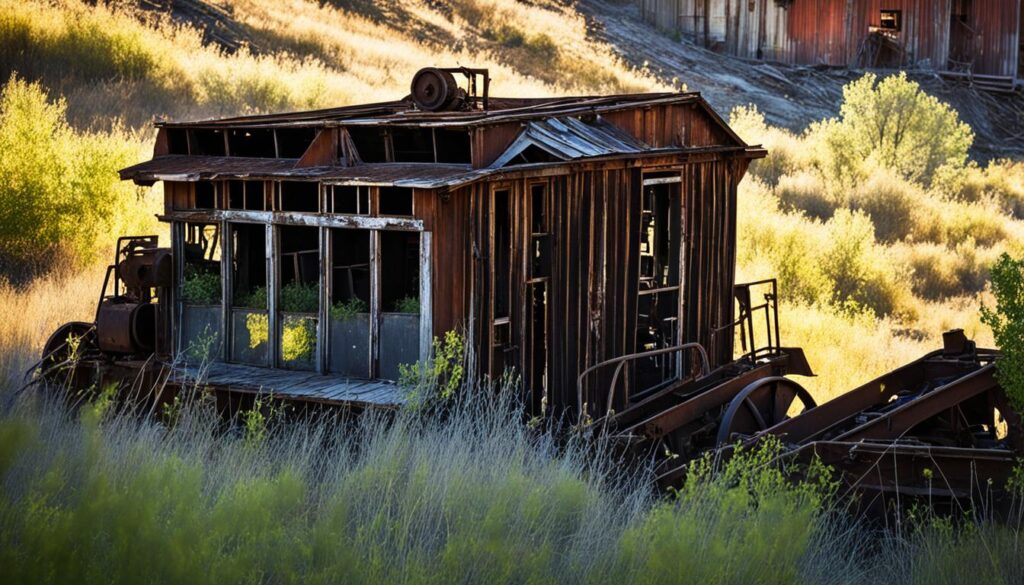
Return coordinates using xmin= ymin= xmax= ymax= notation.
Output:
xmin=732 ymin=72 xmax=1024 ymax=399
xmin=1 ymin=2 xmax=1023 ymax=582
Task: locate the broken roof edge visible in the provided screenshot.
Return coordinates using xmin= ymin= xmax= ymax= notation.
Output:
xmin=119 ymin=145 xmax=763 ymax=189
xmin=154 ymin=92 xmax=698 ymax=129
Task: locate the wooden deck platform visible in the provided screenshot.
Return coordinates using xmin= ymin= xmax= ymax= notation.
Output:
xmin=171 ymin=362 xmax=406 ymax=408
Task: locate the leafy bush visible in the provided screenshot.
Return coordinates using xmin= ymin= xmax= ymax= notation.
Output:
xmin=329 ymin=297 xmax=367 ymax=321
xmin=280 ymin=281 xmax=318 ymax=313
xmin=846 ymin=168 xmax=918 ymax=243
xmin=981 ymin=253 xmax=1024 ymax=411
xmin=393 ymin=295 xmax=420 ymax=314
xmin=234 ymin=286 xmax=267 ymax=309
xmin=399 ymin=330 xmax=466 ymax=403
xmin=729 ymin=105 xmax=803 ymax=186
xmin=808 ymin=72 xmax=973 ymax=188
xmin=0 ymin=75 xmax=154 ymax=269
xmin=182 ymin=267 xmax=221 ymax=305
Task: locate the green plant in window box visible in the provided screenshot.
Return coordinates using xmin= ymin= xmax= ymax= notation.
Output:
xmin=280 ymin=281 xmax=319 ymax=313
xmin=393 ymin=295 xmax=419 ymax=314
xmin=330 ymin=297 xmax=367 ymax=321
xmin=235 ymin=286 xmax=267 ymax=309
xmin=182 ymin=265 xmax=221 ymax=305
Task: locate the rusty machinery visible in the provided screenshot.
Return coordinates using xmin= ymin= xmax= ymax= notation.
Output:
xmin=38 ymin=236 xmax=171 ymax=381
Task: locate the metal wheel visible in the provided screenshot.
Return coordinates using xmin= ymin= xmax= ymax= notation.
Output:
xmin=37 ymin=321 xmax=96 ymax=383
xmin=715 ymin=376 xmax=816 ymax=446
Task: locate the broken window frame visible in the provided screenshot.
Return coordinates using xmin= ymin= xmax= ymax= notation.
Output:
xmin=344 ymin=126 xmax=473 ymax=164
xmin=176 ymin=221 xmax=225 ymax=360
xmin=634 ymin=173 xmax=684 ymax=393
xmin=227 ymin=222 xmax=271 ymax=366
xmin=879 ymin=10 xmax=902 ymax=32
xmin=169 ymin=198 xmax=432 ymax=377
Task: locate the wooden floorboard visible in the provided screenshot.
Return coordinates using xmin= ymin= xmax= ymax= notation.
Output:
xmin=172 ymin=362 xmax=404 ymax=406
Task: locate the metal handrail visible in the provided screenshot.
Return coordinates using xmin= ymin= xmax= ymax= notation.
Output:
xmin=577 ymin=342 xmax=711 ymax=423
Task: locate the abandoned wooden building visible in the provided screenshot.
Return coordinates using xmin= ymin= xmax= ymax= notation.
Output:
xmin=63 ymin=68 xmax=763 ymax=415
xmin=640 ymin=0 xmax=1024 ymax=86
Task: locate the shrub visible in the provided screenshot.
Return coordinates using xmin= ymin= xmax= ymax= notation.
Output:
xmin=329 ymin=297 xmax=367 ymax=321
xmin=808 ymin=72 xmax=973 ymax=188
xmin=182 ymin=266 xmax=221 ymax=305
xmin=0 ymin=75 xmax=153 ymax=269
xmin=280 ymin=317 xmax=315 ymax=362
xmin=846 ymin=168 xmax=918 ymax=243
xmin=776 ymin=171 xmax=833 ymax=220
xmin=729 ymin=105 xmax=802 ymax=186
xmin=393 ymin=296 xmax=420 ymax=314
xmin=981 ymin=253 xmax=1024 ymax=411
xmin=892 ymin=241 xmax=993 ymax=300
xmin=235 ymin=285 xmax=267 ymax=309
xmin=280 ymin=281 xmax=318 ymax=313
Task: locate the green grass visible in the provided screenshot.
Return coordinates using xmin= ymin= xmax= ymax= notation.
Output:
xmin=0 ymin=377 xmax=1021 ymax=584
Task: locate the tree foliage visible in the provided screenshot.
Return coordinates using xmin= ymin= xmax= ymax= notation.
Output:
xmin=981 ymin=253 xmax=1024 ymax=411
xmin=0 ymin=74 xmax=151 ymax=270
xmin=809 ymin=72 xmax=973 ymax=188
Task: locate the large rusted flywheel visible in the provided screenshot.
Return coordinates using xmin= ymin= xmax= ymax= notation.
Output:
xmin=715 ymin=376 xmax=816 ymax=446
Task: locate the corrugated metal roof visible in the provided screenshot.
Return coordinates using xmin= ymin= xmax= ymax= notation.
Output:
xmin=118 ymin=155 xmax=488 ymax=188
xmin=489 ymin=115 xmax=651 ymax=168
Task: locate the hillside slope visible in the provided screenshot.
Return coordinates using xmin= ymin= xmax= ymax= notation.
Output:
xmin=579 ymin=0 xmax=1024 ymax=160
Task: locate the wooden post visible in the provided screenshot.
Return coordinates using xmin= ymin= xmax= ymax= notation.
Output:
xmin=267 ymin=224 xmax=279 ymax=369
xmin=419 ymin=231 xmax=433 ymax=363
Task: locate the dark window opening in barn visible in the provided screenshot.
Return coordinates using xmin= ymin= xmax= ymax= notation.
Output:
xmin=390 ymin=127 xmax=435 ymax=162
xmin=509 ymin=144 xmax=559 ymax=165
xmin=194 ymin=181 xmax=218 ymax=209
xmin=379 ymin=187 xmax=414 ymax=216
xmin=529 ymin=183 xmax=551 ymax=279
xmin=229 ymin=223 xmax=269 ymax=366
xmin=228 ymin=180 xmax=267 ymax=211
xmin=277 ymin=225 xmax=320 ymax=370
xmin=328 ymin=228 xmax=371 ymax=378
xmin=635 ymin=178 xmax=681 ymax=392
xmin=166 ymin=129 xmax=189 ymax=154
xmin=228 ymin=128 xmax=276 ymax=157
xmin=526 ymin=281 xmax=548 ymax=411
xmin=379 ymin=230 xmax=421 ymax=381
xmin=879 ymin=10 xmax=901 ymax=32
xmin=276 ymin=127 xmax=318 ymax=159
xmin=330 ymin=185 xmax=370 ymax=215
xmin=434 ymin=129 xmax=472 ymax=163
xmin=277 ymin=181 xmax=321 ymax=213
xmin=190 ymin=129 xmax=226 ymax=156
xmin=492 ymin=188 xmax=512 ymax=320
xmin=180 ymin=222 xmax=223 ymax=358
xmin=347 ymin=126 xmax=388 ymax=162
xmin=949 ymin=2 xmax=974 ymax=68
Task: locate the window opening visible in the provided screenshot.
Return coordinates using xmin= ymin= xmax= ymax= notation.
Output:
xmin=328 ymin=229 xmax=371 ymax=378
xmin=635 ymin=180 xmax=681 ymax=393
xmin=276 ymin=127 xmax=318 ymax=159
xmin=277 ymin=225 xmax=320 ymax=370
xmin=226 ymin=180 xmax=266 ymax=211
xmin=390 ymin=127 xmax=435 ymax=163
xmin=347 ymin=126 xmax=388 ymax=162
xmin=378 ymin=187 xmax=414 ymax=216
xmin=509 ymin=144 xmax=559 ymax=165
xmin=330 ymin=185 xmax=370 ymax=215
xmin=230 ymin=224 xmax=269 ymax=366
xmin=434 ymin=129 xmax=472 ymax=163
xmin=194 ymin=181 xmax=218 ymax=209
xmin=277 ymin=181 xmax=320 ymax=213
xmin=180 ymin=223 xmax=223 ymax=360
xmin=378 ymin=230 xmax=421 ymax=380
xmin=167 ymin=129 xmax=188 ymax=155
xmin=529 ymin=183 xmax=551 ymax=279
xmin=879 ymin=10 xmax=901 ymax=31
xmin=189 ymin=129 xmax=226 ymax=156
xmin=227 ymin=128 xmax=276 ymax=158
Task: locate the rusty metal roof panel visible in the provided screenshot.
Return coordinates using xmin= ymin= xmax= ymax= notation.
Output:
xmin=489 ymin=115 xmax=651 ymax=168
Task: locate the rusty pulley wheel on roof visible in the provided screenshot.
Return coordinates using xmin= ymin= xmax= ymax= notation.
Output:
xmin=410 ymin=67 xmax=461 ymax=111
xmin=715 ymin=376 xmax=816 ymax=446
